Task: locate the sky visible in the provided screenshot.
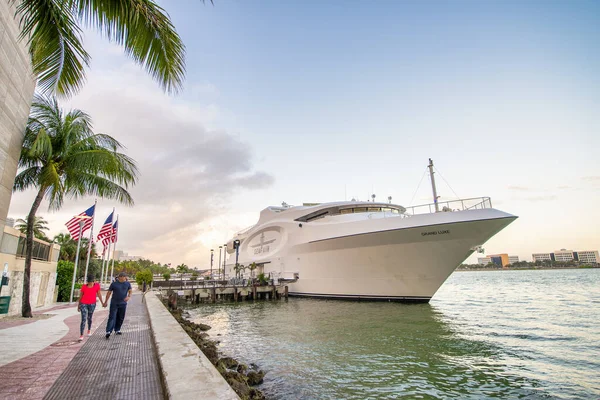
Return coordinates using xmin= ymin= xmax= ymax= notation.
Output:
xmin=8 ymin=0 xmax=600 ymax=267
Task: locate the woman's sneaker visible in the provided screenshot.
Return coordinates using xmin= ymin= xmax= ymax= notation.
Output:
xmin=87 ymin=330 xmax=92 ymax=336
xmin=78 ymin=335 xmax=84 ymax=341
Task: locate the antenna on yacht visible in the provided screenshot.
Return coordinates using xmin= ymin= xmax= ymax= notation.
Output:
xmin=388 ymin=196 xmax=392 ymax=204
xmin=371 ymin=194 xmax=376 ymax=203
xmin=428 ymin=158 xmax=440 ymax=212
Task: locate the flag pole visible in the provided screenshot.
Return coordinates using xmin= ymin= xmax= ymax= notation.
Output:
xmin=104 ymin=238 xmax=113 ymax=285
xmin=69 ymin=221 xmax=84 ymax=303
xmin=110 ymin=215 xmax=119 ymax=282
xmin=83 ymin=200 xmax=97 ymax=282
xmin=99 ymin=246 xmax=106 ymax=287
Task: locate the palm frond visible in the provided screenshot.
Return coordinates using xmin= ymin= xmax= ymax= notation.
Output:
xmin=15 ymin=0 xmax=91 ymax=98
xmin=13 ymin=166 xmax=41 ymax=192
xmin=64 ymin=172 xmax=135 ymax=206
xmin=76 ymin=0 xmax=186 ymax=94
xmin=63 ymin=149 xmax=138 ymax=186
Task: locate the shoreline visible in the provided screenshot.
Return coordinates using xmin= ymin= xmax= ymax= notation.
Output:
xmin=162 ymin=298 xmax=266 ymax=400
xmin=456 ymin=266 xmax=599 ymax=272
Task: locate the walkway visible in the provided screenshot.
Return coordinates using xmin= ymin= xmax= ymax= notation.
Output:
xmin=44 ymin=293 xmax=165 ymax=399
xmin=0 ymin=304 xmax=108 ymax=399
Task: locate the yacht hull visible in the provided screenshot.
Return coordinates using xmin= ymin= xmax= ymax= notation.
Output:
xmin=285 ymin=216 xmax=515 ymax=301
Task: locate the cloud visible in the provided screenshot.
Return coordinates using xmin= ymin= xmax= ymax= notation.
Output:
xmin=524 ymin=195 xmax=557 ymax=202
xmin=8 ymin=65 xmax=273 ymax=267
xmin=508 ymin=185 xmax=532 ymax=192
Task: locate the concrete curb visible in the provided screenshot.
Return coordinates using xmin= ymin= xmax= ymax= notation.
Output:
xmin=145 ymin=291 xmax=240 ymax=400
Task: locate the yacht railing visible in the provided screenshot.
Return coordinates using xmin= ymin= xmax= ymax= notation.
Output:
xmin=404 ymin=197 xmax=492 ymax=216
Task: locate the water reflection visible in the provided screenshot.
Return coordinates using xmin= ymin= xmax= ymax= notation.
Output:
xmin=187 ymin=299 xmax=546 ymax=399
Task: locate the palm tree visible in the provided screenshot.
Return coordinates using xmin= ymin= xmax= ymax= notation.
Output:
xmin=12 ymin=0 xmax=202 ymax=97
xmin=15 ymin=215 xmax=50 ymax=241
xmin=53 ymin=233 xmax=96 ymax=263
xmin=13 ymin=95 xmax=138 ymax=317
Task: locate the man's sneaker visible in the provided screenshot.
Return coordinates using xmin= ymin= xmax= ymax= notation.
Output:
xmin=105 ymin=333 xmax=110 ymax=339
xmin=116 ymin=331 xmax=122 ymax=335
xmin=87 ymin=330 xmax=92 ymax=337
xmin=78 ymin=335 xmax=84 ymax=341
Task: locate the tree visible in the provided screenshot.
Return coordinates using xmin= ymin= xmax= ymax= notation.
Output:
xmin=13 ymin=95 xmax=138 ymax=317
xmin=162 ymin=272 xmax=171 ymax=281
xmin=56 ymin=260 xmax=75 ymax=302
xmin=53 ymin=233 xmax=96 ymax=263
xmin=12 ymin=0 xmax=197 ymax=98
xmin=135 ymin=269 xmax=153 ymax=287
xmin=176 ymin=263 xmax=188 ymax=280
xmin=15 ymin=215 xmax=50 ymax=241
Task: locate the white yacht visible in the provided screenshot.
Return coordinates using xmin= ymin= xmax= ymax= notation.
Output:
xmin=224 ymin=160 xmax=517 ymax=302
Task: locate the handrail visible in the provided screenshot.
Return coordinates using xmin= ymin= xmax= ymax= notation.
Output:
xmin=404 ymin=197 xmax=492 ymax=216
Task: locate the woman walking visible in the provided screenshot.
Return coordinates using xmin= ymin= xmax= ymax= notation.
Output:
xmin=78 ymin=275 xmax=104 ymax=341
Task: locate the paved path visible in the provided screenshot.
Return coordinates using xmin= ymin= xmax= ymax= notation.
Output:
xmin=44 ymin=293 xmax=165 ymax=399
xmin=0 ymin=306 xmax=81 ymax=366
xmin=0 ymin=305 xmax=109 ymax=399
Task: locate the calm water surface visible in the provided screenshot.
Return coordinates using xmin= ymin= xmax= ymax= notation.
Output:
xmin=186 ymin=269 xmax=600 ymax=399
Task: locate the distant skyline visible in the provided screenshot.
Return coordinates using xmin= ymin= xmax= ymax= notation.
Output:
xmin=9 ymin=0 xmax=599 ymax=267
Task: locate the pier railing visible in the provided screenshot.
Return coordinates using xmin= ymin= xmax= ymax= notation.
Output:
xmin=404 ymin=196 xmax=492 ymax=216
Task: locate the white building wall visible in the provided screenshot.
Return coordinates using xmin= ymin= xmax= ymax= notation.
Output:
xmin=532 ymin=253 xmax=552 ymax=262
xmin=477 ymin=257 xmax=491 ymax=265
xmin=577 ymin=251 xmax=599 ymax=264
xmin=508 ymin=256 xmax=519 ymax=263
xmin=0 ymin=2 xmax=36 ymax=247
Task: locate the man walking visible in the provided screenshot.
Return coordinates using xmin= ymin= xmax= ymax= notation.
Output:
xmin=103 ymin=272 xmax=132 ymax=339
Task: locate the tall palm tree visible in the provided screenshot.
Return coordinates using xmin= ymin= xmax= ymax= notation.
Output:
xmin=12 ymin=0 xmax=203 ymax=97
xmin=15 ymin=215 xmax=50 ymax=241
xmin=13 ymin=95 xmax=138 ymax=317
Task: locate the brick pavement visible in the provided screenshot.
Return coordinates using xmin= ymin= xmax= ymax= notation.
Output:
xmin=0 ymin=307 xmax=109 ymax=399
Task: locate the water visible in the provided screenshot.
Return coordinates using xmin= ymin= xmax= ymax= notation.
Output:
xmin=186 ymin=269 xmax=600 ymax=399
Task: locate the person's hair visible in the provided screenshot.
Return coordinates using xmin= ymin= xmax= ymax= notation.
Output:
xmin=87 ymin=275 xmax=94 ymax=283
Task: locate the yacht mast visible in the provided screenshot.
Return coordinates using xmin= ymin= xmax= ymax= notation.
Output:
xmin=428 ymin=158 xmax=439 ymax=212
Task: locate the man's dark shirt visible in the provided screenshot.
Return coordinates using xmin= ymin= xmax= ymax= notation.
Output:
xmin=108 ymin=280 xmax=132 ymax=305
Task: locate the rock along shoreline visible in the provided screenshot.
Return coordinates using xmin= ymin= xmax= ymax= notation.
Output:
xmin=163 ymin=299 xmax=267 ymax=400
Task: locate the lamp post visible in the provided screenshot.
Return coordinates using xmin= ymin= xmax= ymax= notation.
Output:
xmin=218 ymin=246 xmax=222 ymax=280
xmin=233 ymin=240 xmax=240 ymax=278
xmin=223 ymin=243 xmax=227 ymax=279
xmin=210 ymin=249 xmax=214 ymax=280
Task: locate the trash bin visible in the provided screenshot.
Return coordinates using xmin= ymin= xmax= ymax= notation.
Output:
xmin=0 ymin=296 xmax=11 ymax=314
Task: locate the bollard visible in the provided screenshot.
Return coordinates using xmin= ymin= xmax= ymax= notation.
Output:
xmin=284 ymin=285 xmax=288 ymax=299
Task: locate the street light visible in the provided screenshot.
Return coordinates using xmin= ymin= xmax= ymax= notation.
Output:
xmin=218 ymin=246 xmax=222 ymax=280
xmin=233 ymin=240 xmax=240 ymax=278
xmin=210 ymin=249 xmax=214 ymax=280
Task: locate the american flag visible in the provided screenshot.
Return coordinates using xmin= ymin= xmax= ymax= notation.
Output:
xmin=65 ymin=205 xmax=95 ymax=241
xmin=97 ymin=211 xmax=114 ymax=241
xmin=101 ymin=220 xmax=118 ymax=248
xmin=111 ymin=220 xmax=118 ymax=243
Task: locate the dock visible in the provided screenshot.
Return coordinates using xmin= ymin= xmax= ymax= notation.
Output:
xmin=152 ymin=279 xmax=292 ymax=303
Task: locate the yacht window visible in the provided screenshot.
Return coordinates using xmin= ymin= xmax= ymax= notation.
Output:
xmin=368 ymin=207 xmax=381 ymax=212
xmin=340 ymin=209 xmax=353 ymax=215
xmin=353 ymin=207 xmax=367 ymax=213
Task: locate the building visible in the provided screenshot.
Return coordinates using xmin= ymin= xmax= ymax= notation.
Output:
xmin=532 ymin=249 xmax=600 ymax=264
xmin=477 ymin=253 xmax=519 ymax=267
xmin=477 ymin=257 xmax=491 ymax=265
xmin=0 ymin=2 xmax=37 ymax=252
xmin=0 ymin=226 xmax=61 ymax=316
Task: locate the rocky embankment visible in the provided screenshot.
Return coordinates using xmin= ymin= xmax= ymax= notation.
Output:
xmin=167 ymin=306 xmax=267 ymax=400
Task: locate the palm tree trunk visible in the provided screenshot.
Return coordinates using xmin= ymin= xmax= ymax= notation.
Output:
xmin=22 ymin=187 xmax=45 ymax=317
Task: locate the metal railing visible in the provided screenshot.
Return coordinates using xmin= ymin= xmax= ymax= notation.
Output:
xmin=404 ymin=197 xmax=493 ymax=216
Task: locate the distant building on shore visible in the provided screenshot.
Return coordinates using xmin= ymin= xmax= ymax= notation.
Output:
xmin=532 ymin=249 xmax=599 ymax=264
xmin=477 ymin=253 xmax=519 ymax=267
xmin=114 ymin=251 xmax=142 ymax=262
